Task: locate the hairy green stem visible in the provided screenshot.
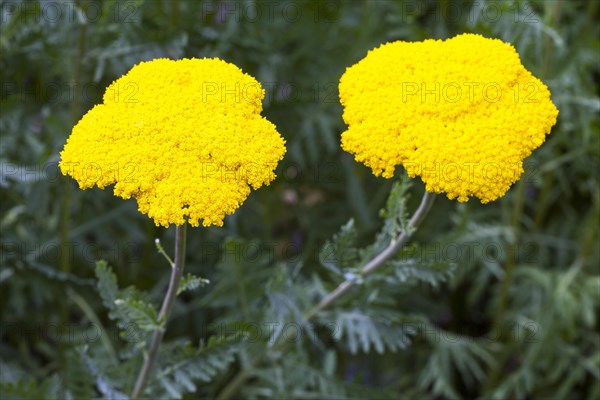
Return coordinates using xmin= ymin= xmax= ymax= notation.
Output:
xmin=217 ymin=190 xmax=436 ymax=400
xmin=131 ymin=223 xmax=187 ymax=399
xmin=304 ymin=191 xmax=436 ymax=320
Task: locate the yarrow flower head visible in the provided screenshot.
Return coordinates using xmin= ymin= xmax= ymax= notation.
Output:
xmin=339 ymin=33 xmax=558 ymax=202
xmin=60 ymin=58 xmax=286 ymax=227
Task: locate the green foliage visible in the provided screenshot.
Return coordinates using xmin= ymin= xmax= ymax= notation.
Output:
xmin=380 ymin=179 xmax=412 ymax=238
xmin=324 ymin=309 xmax=422 ymax=354
xmin=419 ymin=333 xmax=497 ymax=400
xmin=1 ymin=0 xmax=598 ymax=399
xmin=150 ymin=337 xmax=239 ymax=398
xmin=319 ymin=219 xmax=359 ymax=274
xmin=177 ymin=273 xmax=210 ymax=296
xmin=96 ymin=261 xmax=160 ymax=334
xmin=0 ymin=377 xmax=61 ymax=400
xmin=385 ymin=257 xmax=456 ymax=288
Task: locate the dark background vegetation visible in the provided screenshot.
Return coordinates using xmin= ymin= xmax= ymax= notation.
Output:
xmin=1 ymin=0 xmax=599 ymax=398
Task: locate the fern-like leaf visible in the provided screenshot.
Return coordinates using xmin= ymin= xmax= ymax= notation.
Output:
xmin=177 ymin=273 xmax=209 ymax=295
xmin=319 ymin=219 xmax=359 ymax=274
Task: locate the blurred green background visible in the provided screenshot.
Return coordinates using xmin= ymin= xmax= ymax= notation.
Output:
xmin=1 ymin=0 xmax=599 ymax=399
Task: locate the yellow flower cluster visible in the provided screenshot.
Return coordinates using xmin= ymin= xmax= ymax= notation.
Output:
xmin=60 ymin=58 xmax=286 ymax=227
xmin=339 ymin=33 xmax=558 ymax=202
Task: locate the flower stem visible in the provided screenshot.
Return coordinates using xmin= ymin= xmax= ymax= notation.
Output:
xmin=217 ymin=190 xmax=436 ymax=400
xmin=304 ymin=190 xmax=436 ymax=320
xmin=131 ymin=223 xmax=187 ymax=399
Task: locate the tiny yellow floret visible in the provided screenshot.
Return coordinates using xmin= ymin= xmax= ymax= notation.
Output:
xmin=60 ymin=58 xmax=286 ymax=227
xmin=339 ymin=33 xmax=558 ymax=202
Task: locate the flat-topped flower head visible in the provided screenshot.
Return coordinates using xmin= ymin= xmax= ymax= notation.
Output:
xmin=339 ymin=33 xmax=558 ymax=202
xmin=60 ymin=58 xmax=286 ymax=227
